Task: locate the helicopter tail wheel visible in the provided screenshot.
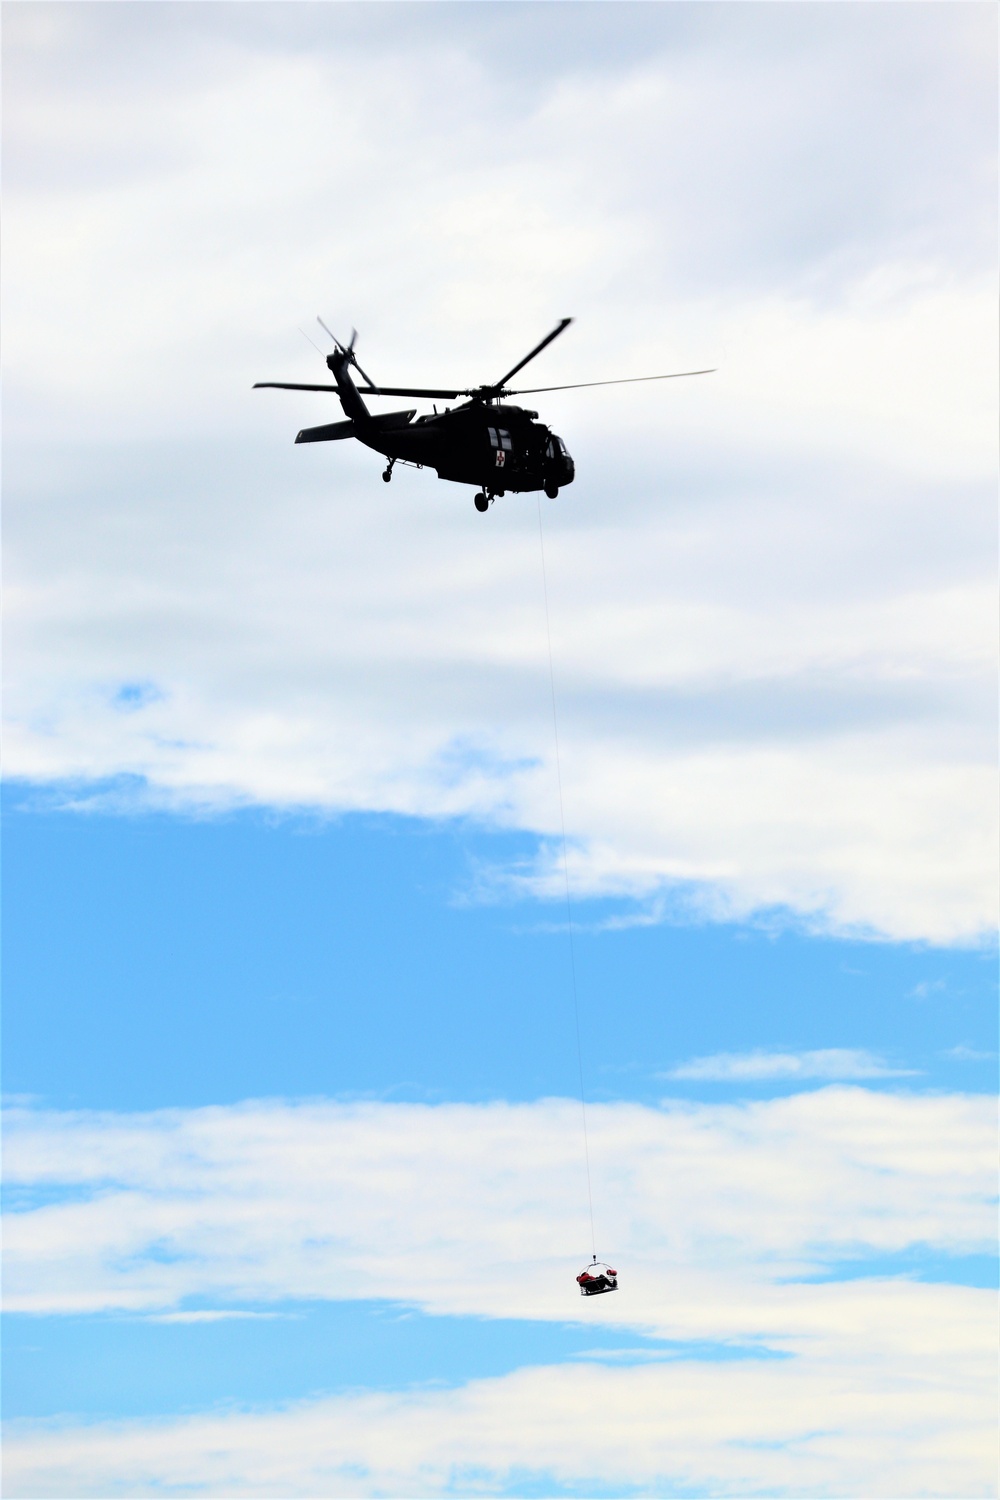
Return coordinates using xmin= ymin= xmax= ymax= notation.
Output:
xmin=474 ymin=492 xmax=489 ymax=513
xmin=544 ymin=481 xmax=559 ymax=499
xmin=382 ymin=466 xmax=393 ymax=483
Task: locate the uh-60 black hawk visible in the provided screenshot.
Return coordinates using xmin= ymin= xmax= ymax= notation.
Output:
xmin=255 ymin=317 xmax=714 ymax=513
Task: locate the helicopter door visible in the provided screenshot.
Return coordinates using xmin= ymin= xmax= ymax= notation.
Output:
xmin=488 ymin=426 xmax=513 ymax=469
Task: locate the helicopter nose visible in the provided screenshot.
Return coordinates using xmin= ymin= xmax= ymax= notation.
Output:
xmin=554 ymin=436 xmax=575 ymax=483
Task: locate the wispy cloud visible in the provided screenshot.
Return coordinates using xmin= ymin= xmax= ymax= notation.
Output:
xmin=665 ymin=1048 xmax=917 ymax=1082
xmin=4 ymin=1092 xmax=996 ymax=1495
xmin=4 ymin=1090 xmax=993 ymax=1324
xmin=145 ymin=1309 xmax=288 ymax=1324
xmin=911 ymin=979 xmax=949 ymax=1000
xmin=5 ymin=1309 xmax=996 ymax=1499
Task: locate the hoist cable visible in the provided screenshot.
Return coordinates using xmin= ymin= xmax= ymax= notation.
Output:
xmin=536 ymin=495 xmax=596 ymax=1259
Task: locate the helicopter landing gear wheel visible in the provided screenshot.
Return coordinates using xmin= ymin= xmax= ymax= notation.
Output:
xmin=474 ymin=492 xmax=489 ymax=513
xmin=544 ymin=480 xmax=559 ymax=499
xmin=382 ymin=467 xmax=393 ymax=483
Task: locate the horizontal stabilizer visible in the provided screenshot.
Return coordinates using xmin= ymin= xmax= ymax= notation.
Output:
xmin=295 ymin=409 xmax=417 ymax=444
xmin=296 ymin=419 xmax=357 ymax=443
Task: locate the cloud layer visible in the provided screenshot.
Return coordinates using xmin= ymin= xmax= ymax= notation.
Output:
xmin=6 ymin=1089 xmax=994 ymax=1324
xmin=6 ymin=1328 xmax=996 ymax=1500
xmin=4 ymin=1087 xmax=997 ymax=1497
xmin=666 ymin=1047 xmax=915 ymax=1081
xmin=4 ymin=2 xmax=997 ymax=942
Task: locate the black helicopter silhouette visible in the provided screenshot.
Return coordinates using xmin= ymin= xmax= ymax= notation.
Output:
xmin=255 ymin=318 xmax=714 ymax=513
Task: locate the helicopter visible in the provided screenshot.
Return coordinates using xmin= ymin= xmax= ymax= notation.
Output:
xmin=255 ymin=318 xmax=714 ymax=513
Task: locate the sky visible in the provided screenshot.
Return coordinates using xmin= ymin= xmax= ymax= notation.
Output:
xmin=2 ymin=3 xmax=997 ymax=1496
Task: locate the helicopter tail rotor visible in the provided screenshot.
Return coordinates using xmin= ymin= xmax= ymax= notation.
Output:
xmin=316 ymin=316 xmax=346 ymax=353
xmin=317 ymin=318 xmax=379 ymax=391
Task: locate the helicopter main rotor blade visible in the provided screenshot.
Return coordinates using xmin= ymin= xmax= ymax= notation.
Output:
xmin=508 ymin=368 xmax=717 ymax=395
xmin=254 ymin=380 xmax=436 ymax=397
xmin=343 ymin=384 xmax=463 ymax=399
xmin=491 ymin=317 xmax=573 ymax=392
xmin=254 ymin=381 xmax=341 ymax=391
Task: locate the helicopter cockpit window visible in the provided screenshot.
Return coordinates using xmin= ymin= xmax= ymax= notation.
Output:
xmin=488 ymin=427 xmax=499 ymax=447
xmin=499 ymin=430 xmax=512 ymax=451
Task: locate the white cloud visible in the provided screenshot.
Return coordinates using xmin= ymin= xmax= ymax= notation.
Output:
xmin=5 ymin=1318 xmax=997 ymax=1499
xmin=146 ymin=1309 xmax=286 ymax=1324
xmin=666 ymin=1047 xmax=915 ymax=1081
xmin=5 ymin=1090 xmax=994 ymax=1324
xmin=3 ymin=5 xmax=996 ymax=943
xmin=5 ymin=1088 xmax=996 ymax=1495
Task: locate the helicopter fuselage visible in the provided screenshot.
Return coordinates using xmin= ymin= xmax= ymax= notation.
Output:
xmin=359 ymin=400 xmax=574 ymax=495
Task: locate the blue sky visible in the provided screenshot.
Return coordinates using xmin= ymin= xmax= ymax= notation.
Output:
xmin=4 ymin=795 xmax=996 ymax=1113
xmin=3 ymin=3 xmax=997 ymax=1495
